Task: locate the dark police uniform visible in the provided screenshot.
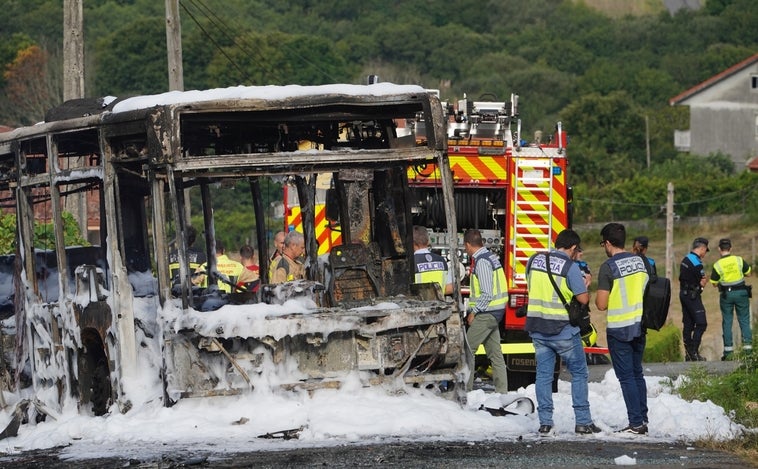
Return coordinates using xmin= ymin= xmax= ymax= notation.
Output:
xmin=679 ymin=240 xmax=708 ymax=361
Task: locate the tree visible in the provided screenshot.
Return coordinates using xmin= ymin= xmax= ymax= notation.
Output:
xmin=93 ymin=18 xmax=168 ymax=96
xmin=0 ymin=44 xmax=61 ymax=126
xmin=0 ymin=212 xmax=88 ymax=255
xmin=205 ymin=31 xmax=354 ymax=86
xmin=560 ymin=91 xmax=647 ymax=184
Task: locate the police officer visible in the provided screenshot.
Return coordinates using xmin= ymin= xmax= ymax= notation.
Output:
xmin=709 ymin=238 xmax=752 ymax=360
xmin=632 ymin=236 xmax=657 ymax=278
xmin=525 ymin=229 xmax=600 ymax=436
xmin=595 ymin=222 xmax=650 ymax=435
xmin=463 ymin=228 xmax=508 ymax=394
xmin=679 ymin=237 xmax=709 ymax=361
xmin=412 ymin=226 xmax=453 ymax=296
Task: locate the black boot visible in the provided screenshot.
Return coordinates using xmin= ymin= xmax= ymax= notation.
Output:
xmin=690 ymin=344 xmax=706 ymax=361
xmin=685 ymin=345 xmax=706 ymax=361
xmin=685 ymin=345 xmax=695 ymax=361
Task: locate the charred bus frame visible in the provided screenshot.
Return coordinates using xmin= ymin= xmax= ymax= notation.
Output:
xmin=0 ymin=85 xmax=467 ymax=417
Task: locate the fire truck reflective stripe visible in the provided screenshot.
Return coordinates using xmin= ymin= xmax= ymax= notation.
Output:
xmin=450 ymin=156 xmax=505 ymax=181
xmin=476 ymin=343 xmax=606 ymax=355
xmin=507 ymin=157 xmax=569 ymax=290
xmin=287 ymin=204 xmax=341 ymax=255
xmin=408 ymin=156 xmax=507 ymax=183
xmin=288 ymin=207 xmax=303 ymax=229
xmin=476 ymin=343 xmax=536 ymax=355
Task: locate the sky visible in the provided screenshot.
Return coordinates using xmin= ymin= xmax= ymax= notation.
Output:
xmin=0 ymin=364 xmax=745 ymax=464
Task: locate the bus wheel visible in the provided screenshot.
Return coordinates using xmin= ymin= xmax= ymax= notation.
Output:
xmin=78 ymin=329 xmax=112 ymax=416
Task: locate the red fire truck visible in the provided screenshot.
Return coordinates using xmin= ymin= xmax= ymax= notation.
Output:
xmin=283 ymin=92 xmax=604 ymax=390
xmin=409 ymin=93 xmax=574 ymax=390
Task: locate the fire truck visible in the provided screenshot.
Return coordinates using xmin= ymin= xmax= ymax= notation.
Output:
xmin=281 ymin=91 xmax=591 ymax=390
xmin=410 ymin=93 xmax=572 ymax=390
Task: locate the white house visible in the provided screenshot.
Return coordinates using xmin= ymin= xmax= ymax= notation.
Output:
xmin=669 ymin=52 xmax=758 ymax=171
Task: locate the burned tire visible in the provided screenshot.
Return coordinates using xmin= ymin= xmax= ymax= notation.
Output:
xmin=78 ymin=329 xmax=112 ymax=416
xmin=89 ymin=357 xmax=111 ymax=416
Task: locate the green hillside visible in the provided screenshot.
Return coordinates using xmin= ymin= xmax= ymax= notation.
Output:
xmin=1 ymin=0 xmax=757 ymax=225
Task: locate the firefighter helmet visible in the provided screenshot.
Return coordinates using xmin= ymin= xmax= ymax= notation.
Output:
xmin=581 ymin=323 xmax=598 ymax=348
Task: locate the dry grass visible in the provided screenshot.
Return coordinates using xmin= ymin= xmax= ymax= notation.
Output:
xmin=576 ymin=218 xmax=758 ymax=361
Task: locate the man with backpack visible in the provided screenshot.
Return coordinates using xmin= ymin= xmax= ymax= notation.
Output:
xmin=596 ymin=223 xmax=650 ymax=435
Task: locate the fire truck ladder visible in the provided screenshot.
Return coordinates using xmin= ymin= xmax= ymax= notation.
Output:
xmin=511 ymin=155 xmax=554 ymax=287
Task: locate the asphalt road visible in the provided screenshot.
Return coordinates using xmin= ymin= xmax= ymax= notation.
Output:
xmin=569 ymin=358 xmax=741 ymax=383
xmin=0 ymin=361 xmax=748 ymax=469
xmin=0 ymin=439 xmax=752 ymax=468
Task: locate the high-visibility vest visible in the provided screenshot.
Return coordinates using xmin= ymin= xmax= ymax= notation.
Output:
xmin=524 ymin=252 xmax=572 ymax=335
xmin=197 ymin=254 xmax=244 ymax=292
xmin=712 ymin=255 xmax=749 ymax=286
xmin=413 ymin=250 xmax=448 ymax=291
xmin=168 ymin=248 xmax=206 ymax=281
xmin=604 ymin=253 xmax=648 ymax=341
xmin=470 ymin=249 xmax=508 ymax=313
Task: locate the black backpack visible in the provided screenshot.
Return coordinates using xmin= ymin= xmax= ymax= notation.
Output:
xmin=641 ymin=255 xmax=671 ymax=331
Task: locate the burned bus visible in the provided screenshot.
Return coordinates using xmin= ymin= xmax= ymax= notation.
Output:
xmin=0 ymin=84 xmax=467 ymax=418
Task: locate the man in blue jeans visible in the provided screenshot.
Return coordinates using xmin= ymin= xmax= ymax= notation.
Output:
xmin=595 ymin=222 xmax=650 ymax=435
xmin=525 ymin=229 xmax=600 ymax=436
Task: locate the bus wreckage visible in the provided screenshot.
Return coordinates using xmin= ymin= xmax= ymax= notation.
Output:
xmin=0 ymin=84 xmax=468 ymax=424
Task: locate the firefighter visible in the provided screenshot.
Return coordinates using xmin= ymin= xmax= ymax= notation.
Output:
xmin=271 ymin=231 xmax=306 ymax=284
xmin=194 ymin=240 xmax=244 ymax=293
xmin=679 ymin=237 xmax=710 ymax=361
xmin=709 ymin=238 xmax=752 ymax=360
xmin=412 ymin=225 xmax=452 ymax=296
xmin=463 ymin=229 xmax=508 ymax=394
xmin=168 ymin=225 xmax=207 ymax=284
xmin=237 ymin=244 xmax=261 ymax=293
xmin=268 ymin=231 xmax=286 ymax=282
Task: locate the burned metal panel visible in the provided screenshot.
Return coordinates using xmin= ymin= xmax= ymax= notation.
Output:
xmin=164 ymin=302 xmax=464 ymax=399
xmin=1 ymin=86 xmax=467 ymax=411
xmin=286 ymin=332 xmax=359 ymax=377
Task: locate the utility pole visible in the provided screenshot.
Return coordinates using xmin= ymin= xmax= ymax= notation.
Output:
xmin=645 ymin=115 xmax=651 ymax=170
xmin=165 ymin=0 xmax=191 ymax=224
xmin=63 ymin=0 xmax=85 ymax=100
xmin=63 ymin=0 xmax=88 ymax=238
xmin=165 ymin=0 xmax=184 ymax=92
xmin=666 ymin=182 xmax=674 ymax=279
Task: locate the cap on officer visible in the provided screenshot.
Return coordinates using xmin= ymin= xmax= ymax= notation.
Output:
xmin=718 ymin=238 xmax=731 ymax=250
xmin=692 ymin=237 xmax=709 ymax=252
xmin=634 ymin=236 xmax=649 ymax=248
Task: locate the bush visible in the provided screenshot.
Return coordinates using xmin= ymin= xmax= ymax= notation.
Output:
xmin=677 ymin=348 xmax=758 ymax=425
xmin=675 ymin=351 xmax=758 ymax=456
xmin=644 ymin=322 xmax=682 ymax=362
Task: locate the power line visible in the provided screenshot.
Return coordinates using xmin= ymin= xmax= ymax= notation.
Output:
xmin=182 ymin=0 xmax=340 ymax=84
xmin=181 ymin=0 xmax=281 ymax=83
xmin=198 ymin=0 xmax=341 ymax=83
xmin=576 ymin=183 xmax=755 ymax=207
xmin=179 ymin=1 xmax=253 ymax=82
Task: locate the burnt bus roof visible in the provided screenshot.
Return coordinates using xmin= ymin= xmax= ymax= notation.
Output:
xmin=0 ymin=83 xmax=445 ymax=175
xmin=1 ymin=83 xmax=433 ymax=141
